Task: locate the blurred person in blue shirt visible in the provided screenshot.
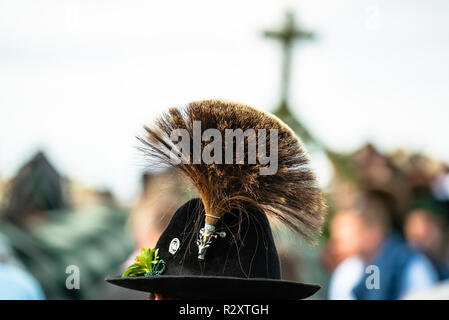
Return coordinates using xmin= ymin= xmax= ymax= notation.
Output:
xmin=327 ymin=209 xmax=365 ymax=299
xmin=404 ymin=190 xmax=449 ymax=281
xmin=0 ymin=233 xmax=45 ymax=300
xmin=350 ymin=191 xmax=438 ymax=300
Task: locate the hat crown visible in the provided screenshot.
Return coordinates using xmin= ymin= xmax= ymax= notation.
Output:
xmin=155 ymin=198 xmax=281 ymax=279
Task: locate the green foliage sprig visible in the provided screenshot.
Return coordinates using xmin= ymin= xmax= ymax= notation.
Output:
xmin=122 ymin=248 xmax=160 ymax=277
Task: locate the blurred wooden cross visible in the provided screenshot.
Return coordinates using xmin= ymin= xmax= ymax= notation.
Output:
xmin=264 ymin=11 xmax=316 ymax=145
xmin=264 ymin=12 xmax=355 ymax=181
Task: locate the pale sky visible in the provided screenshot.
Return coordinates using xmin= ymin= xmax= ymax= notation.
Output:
xmin=1 ymin=0 xmax=448 ymax=203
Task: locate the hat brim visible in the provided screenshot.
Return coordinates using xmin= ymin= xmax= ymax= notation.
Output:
xmin=105 ymin=275 xmax=320 ymax=300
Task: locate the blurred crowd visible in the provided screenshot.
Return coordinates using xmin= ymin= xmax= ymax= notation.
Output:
xmin=0 ymin=152 xmax=134 ymax=300
xmin=323 ymin=144 xmax=449 ymax=299
xmin=1 ymin=142 xmax=449 ymax=300
xmin=122 ymin=143 xmax=449 ymax=300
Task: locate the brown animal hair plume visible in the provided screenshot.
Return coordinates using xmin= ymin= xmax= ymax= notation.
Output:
xmin=139 ymin=99 xmax=326 ymax=241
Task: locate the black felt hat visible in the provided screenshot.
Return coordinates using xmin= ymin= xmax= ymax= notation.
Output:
xmin=106 ymin=198 xmax=320 ymax=299
xmin=106 ymin=100 xmax=326 ymax=299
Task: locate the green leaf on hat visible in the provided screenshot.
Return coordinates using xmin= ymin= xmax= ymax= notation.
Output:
xmin=122 ymin=247 xmax=160 ymax=277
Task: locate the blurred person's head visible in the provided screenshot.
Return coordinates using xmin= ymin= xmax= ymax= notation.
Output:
xmin=405 ymin=188 xmax=448 ymax=259
xmin=404 ymin=209 xmax=443 ymax=258
xmin=329 ymin=209 xmax=364 ymax=265
xmin=129 ymin=170 xmax=190 ymax=249
xmin=351 ymin=190 xmax=395 ymax=262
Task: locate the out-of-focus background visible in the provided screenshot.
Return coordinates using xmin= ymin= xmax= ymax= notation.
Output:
xmin=1 ymin=0 xmax=449 ymax=299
